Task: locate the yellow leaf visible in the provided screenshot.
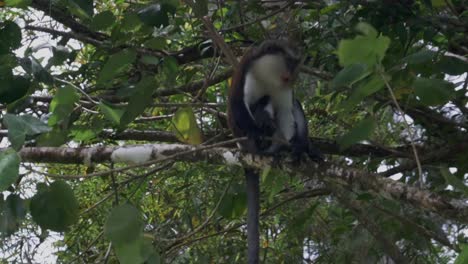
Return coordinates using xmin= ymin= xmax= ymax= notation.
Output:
xmin=170 ymin=107 xmax=203 ymax=145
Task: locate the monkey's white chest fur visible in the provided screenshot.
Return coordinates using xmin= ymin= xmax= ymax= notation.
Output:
xmin=243 ymin=73 xmax=295 ymax=143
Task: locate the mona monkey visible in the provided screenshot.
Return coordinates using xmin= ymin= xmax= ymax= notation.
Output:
xmin=227 ymin=40 xmax=322 ymax=263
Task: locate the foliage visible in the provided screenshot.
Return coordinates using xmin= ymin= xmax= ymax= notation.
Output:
xmin=0 ymin=0 xmax=467 ymax=263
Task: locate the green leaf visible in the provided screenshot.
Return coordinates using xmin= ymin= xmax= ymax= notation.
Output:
xmin=338 ymin=117 xmax=376 ymax=150
xmin=330 ymin=63 xmax=369 ymax=89
xmin=0 ymin=21 xmax=22 ymax=51
xmin=412 ymin=77 xmax=454 ymax=106
xmin=171 ymin=107 xmax=203 ymax=145
xmin=0 ymin=75 xmax=30 ymax=104
xmin=5 ymin=0 xmax=31 ymax=8
xmin=30 ymin=181 xmax=80 ymax=232
xmin=48 ymin=85 xmax=80 ymax=126
xmin=455 ymin=244 xmax=468 ymax=264
xmin=67 ymin=0 xmax=93 ymax=20
xmin=440 ymin=168 xmax=468 ymax=196
xmin=138 ymin=3 xmax=175 ymax=27
xmin=144 ymin=37 xmax=167 ymax=50
xmin=0 ymin=149 xmax=20 ymax=192
xmin=121 ymin=12 xmax=143 ymax=32
xmin=337 ymin=26 xmax=390 ymax=67
xmin=36 ymin=129 xmax=68 ymax=147
xmin=3 ymin=114 xmax=51 ymax=150
xmin=0 ymin=194 xmax=27 ymax=235
xmin=402 ymin=50 xmax=437 ymax=65
xmin=104 ymin=204 xmax=143 ymax=244
xmin=90 ymin=11 xmax=115 ymax=31
xmin=162 ymin=56 xmax=178 ymax=84
xmin=97 ymin=49 xmax=137 ymax=85
xmin=355 ymin=22 xmax=377 ymax=37
xmin=99 ymin=102 xmax=124 ymax=125
xmin=120 ymin=77 xmax=155 ymax=127
xmin=114 ymin=236 xmax=153 ymax=264
xmin=340 ymin=74 xmax=385 ymax=111
xmin=263 ymin=168 xmax=287 ymax=202
xmin=436 ymin=56 xmax=468 ymax=76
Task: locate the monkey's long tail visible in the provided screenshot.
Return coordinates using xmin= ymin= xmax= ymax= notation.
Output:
xmin=245 ymin=168 xmax=260 ymax=264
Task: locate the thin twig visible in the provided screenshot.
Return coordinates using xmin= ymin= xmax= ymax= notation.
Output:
xmin=379 ymin=71 xmax=423 ymax=187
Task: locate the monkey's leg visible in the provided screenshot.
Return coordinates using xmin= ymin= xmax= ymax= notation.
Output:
xmin=245 ymin=168 xmax=260 ymax=264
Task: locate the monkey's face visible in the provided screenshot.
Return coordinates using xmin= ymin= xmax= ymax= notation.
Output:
xmin=250 ymin=53 xmax=300 ymax=91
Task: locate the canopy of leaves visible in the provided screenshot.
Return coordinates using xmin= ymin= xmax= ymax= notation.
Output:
xmin=0 ymin=0 xmax=467 ymax=263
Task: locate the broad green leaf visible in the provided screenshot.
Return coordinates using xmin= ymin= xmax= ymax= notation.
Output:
xmin=403 ymin=50 xmax=437 ymax=65
xmin=30 ymin=181 xmax=79 ymax=232
xmin=338 ymin=117 xmax=376 ymax=150
xmin=5 ymin=0 xmax=32 ymax=8
xmin=440 ymin=168 xmax=468 ymax=196
xmin=4 ymin=114 xmax=51 ymax=149
xmin=436 ymin=56 xmax=468 ymax=76
xmin=90 ymin=11 xmax=115 ymax=31
xmin=67 ymin=0 xmax=93 ymax=20
xmin=162 ymin=56 xmax=179 ymax=84
xmin=140 ymin=55 xmax=160 ymax=66
xmin=330 ymin=63 xmax=369 ymax=89
xmin=97 ymin=49 xmax=136 ymax=85
xmin=412 ymin=77 xmax=454 ymax=106
xmin=0 ymin=194 xmax=26 ymax=235
xmin=70 ymin=127 xmax=97 ymax=142
xmin=337 ymin=25 xmax=390 ymax=67
xmin=455 ymin=244 xmax=468 ymax=264
xmin=171 ymin=107 xmax=203 ymax=145
xmin=340 ymin=74 xmax=385 ymax=111
xmin=144 ymin=37 xmax=167 ymax=50
xmin=355 ymin=22 xmax=377 ymax=37
xmin=138 ymin=3 xmax=176 ymax=27
xmin=120 ymin=77 xmax=155 ymax=127
xmin=114 ymin=236 xmax=153 ymax=264
xmin=0 ymin=21 xmax=22 ymax=51
xmin=99 ymin=102 xmax=124 ymax=125
xmin=218 ymin=184 xmax=246 ymax=219
xmin=48 ymin=85 xmax=80 ymax=126
xmin=0 ymin=75 xmax=30 ymax=104
xmin=0 ymin=149 xmax=20 ymax=191
xmin=36 ymin=129 xmax=68 ymax=147
xmin=121 ymin=12 xmax=143 ymax=32
xmin=104 ymin=204 xmax=143 ymax=244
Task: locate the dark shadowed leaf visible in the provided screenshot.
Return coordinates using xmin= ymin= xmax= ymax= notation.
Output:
xmin=340 ymin=74 xmax=385 ymax=111
xmin=3 ymin=114 xmax=51 ymax=149
xmin=412 ymin=77 xmax=454 ymax=106
xmin=138 ymin=4 xmax=173 ymax=27
xmin=403 ymin=50 xmax=437 ymax=65
xmin=436 ymin=56 xmax=468 ymax=76
xmin=0 ymin=149 xmax=20 ymax=191
xmin=91 ymin=11 xmax=115 ymax=31
xmin=0 ymin=75 xmax=30 ymax=104
xmin=338 ymin=117 xmax=376 ymax=150
xmin=0 ymin=194 xmax=27 ymax=235
xmin=0 ymin=21 xmax=22 ymax=51
xmin=97 ymin=49 xmax=137 ymax=85
xmin=5 ymin=0 xmax=32 ymax=8
xmin=120 ymin=77 xmax=155 ymax=127
xmin=30 ymin=181 xmax=79 ymax=232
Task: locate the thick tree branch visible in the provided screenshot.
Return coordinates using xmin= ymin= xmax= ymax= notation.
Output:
xmin=8 ymin=143 xmax=468 ymax=224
